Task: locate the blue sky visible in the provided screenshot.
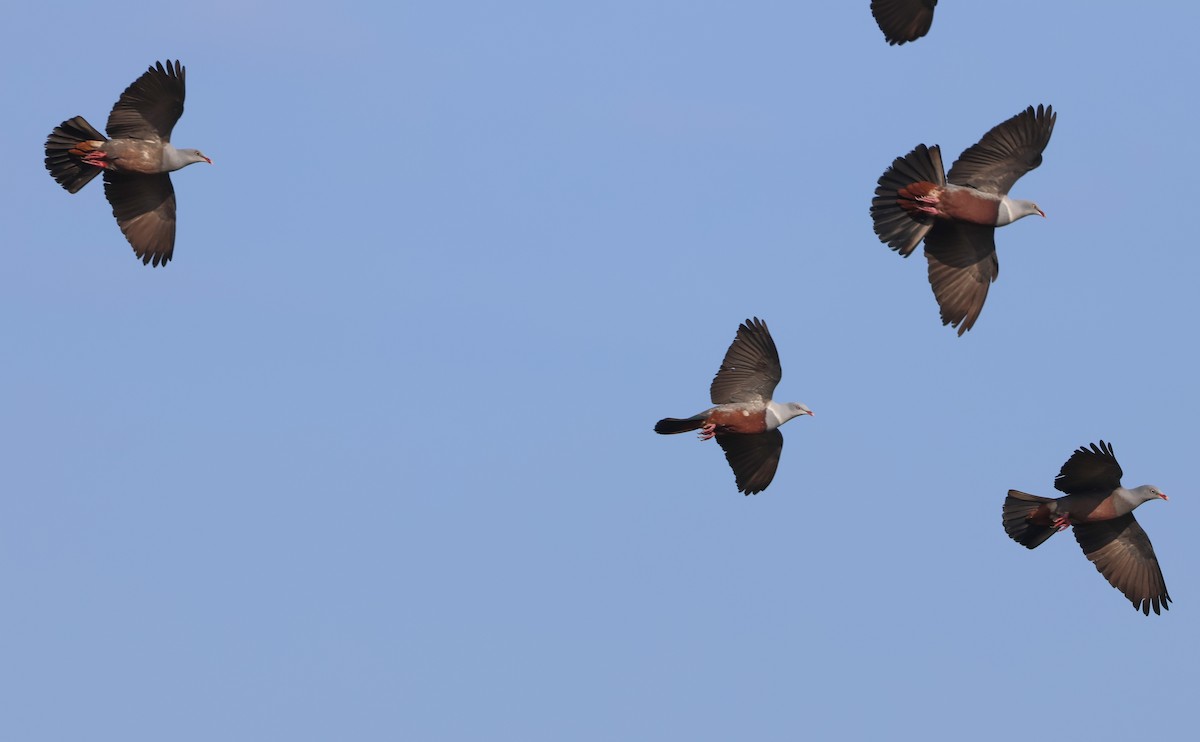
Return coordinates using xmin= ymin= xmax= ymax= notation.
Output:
xmin=4 ymin=2 xmax=1198 ymax=740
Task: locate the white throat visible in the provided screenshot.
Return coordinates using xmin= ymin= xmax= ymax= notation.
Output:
xmin=764 ymin=400 xmax=801 ymax=430
xmin=161 ymin=144 xmax=205 ymax=172
xmin=996 ymin=196 xmax=1039 ymax=227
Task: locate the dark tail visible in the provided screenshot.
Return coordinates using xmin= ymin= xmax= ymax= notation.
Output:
xmin=870 ymin=143 xmax=945 ymax=256
xmin=1003 ymin=490 xmax=1058 ymax=549
xmin=654 ymin=414 xmax=706 ymax=435
xmin=45 ymin=116 xmax=107 ymax=194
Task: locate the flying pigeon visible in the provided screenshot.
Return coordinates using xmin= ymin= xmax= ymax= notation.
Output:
xmin=871 ymin=0 xmax=936 ymax=45
xmin=654 ymin=318 xmax=813 ymax=495
xmin=871 ymin=104 xmax=1055 ymax=334
xmin=1003 ymin=441 xmax=1171 ymax=616
xmin=45 ymin=60 xmax=210 ymax=267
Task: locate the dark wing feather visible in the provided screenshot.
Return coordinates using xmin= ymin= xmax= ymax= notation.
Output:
xmin=871 ymin=0 xmax=937 ymax=45
xmin=1054 ymin=440 xmax=1123 ymax=495
xmin=947 ymin=104 xmax=1055 ymax=195
xmin=709 ymin=318 xmax=782 ymax=404
xmin=1074 ymin=515 xmax=1170 ymax=615
xmin=106 ymin=60 xmax=186 ymax=141
xmin=716 ymin=430 xmax=783 ymax=495
xmin=44 ymin=116 xmax=107 ymax=194
xmin=1002 ymin=490 xmax=1058 ymax=550
xmin=103 ymin=172 xmax=177 ymax=267
xmin=871 ymin=143 xmax=946 ymax=256
xmin=923 ymin=221 xmax=997 ymax=335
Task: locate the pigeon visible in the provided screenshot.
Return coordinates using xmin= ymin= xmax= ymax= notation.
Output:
xmin=45 ymin=60 xmax=210 ymax=267
xmin=654 ymin=318 xmax=813 ymax=495
xmin=871 ymin=104 xmax=1055 ymax=334
xmin=1003 ymin=441 xmax=1171 ymax=615
xmin=871 ymin=0 xmax=937 ymax=45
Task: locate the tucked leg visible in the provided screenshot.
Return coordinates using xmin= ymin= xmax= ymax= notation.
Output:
xmin=81 ymin=150 xmax=109 ymax=168
xmin=912 ymin=194 xmax=942 ymax=215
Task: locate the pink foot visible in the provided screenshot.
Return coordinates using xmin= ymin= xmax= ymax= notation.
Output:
xmin=698 ymin=424 xmax=716 ymax=441
xmin=81 ymin=150 xmax=108 ymax=168
xmin=913 ymin=195 xmax=940 ymax=215
xmin=1052 ymin=515 xmax=1071 ymax=531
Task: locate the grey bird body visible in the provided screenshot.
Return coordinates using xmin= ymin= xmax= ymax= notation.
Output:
xmin=1003 ymin=441 xmax=1171 ymax=615
xmin=871 ymin=104 xmax=1055 ymax=334
xmin=99 ymin=139 xmax=208 ymax=175
xmin=654 ymin=318 xmax=813 ymax=495
xmin=44 ymin=60 xmax=210 ymax=266
xmin=1036 ymin=487 xmax=1152 ymax=522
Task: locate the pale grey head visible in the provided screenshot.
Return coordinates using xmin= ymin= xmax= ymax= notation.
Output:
xmin=786 ymin=402 xmax=814 ymax=418
xmin=765 ymin=401 xmax=814 ymax=430
xmin=1128 ymin=485 xmax=1169 ymax=506
xmin=163 ymin=145 xmax=212 ymax=172
xmin=997 ymin=196 xmax=1045 ymax=226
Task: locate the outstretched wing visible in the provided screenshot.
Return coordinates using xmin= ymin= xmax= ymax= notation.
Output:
xmin=1054 ymin=440 xmax=1123 ymax=495
xmin=103 ymin=172 xmax=177 ymax=266
xmin=107 ymin=60 xmax=187 ymax=142
xmin=716 ymin=430 xmax=784 ymax=495
xmin=1074 ymin=514 xmax=1170 ymax=615
xmin=710 ymin=318 xmax=782 ymax=404
xmin=923 ymin=221 xmax=998 ymax=335
xmin=947 ymin=104 xmax=1055 ymax=195
xmin=871 ymin=0 xmax=937 ymax=45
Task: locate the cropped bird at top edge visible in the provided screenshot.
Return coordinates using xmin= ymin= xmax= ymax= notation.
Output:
xmin=45 ymin=60 xmax=211 ymax=267
xmin=654 ymin=318 xmax=812 ymax=495
xmin=871 ymin=0 xmax=936 ymax=45
xmin=871 ymin=104 xmax=1055 ymax=335
xmin=1003 ymin=441 xmax=1171 ymax=616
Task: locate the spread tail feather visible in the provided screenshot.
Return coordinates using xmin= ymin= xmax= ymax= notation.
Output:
xmin=654 ymin=414 xmax=706 ymax=435
xmin=870 ymin=143 xmax=945 ymax=256
xmin=1003 ymin=490 xmax=1058 ymax=549
xmin=45 ymin=116 xmax=107 ymax=194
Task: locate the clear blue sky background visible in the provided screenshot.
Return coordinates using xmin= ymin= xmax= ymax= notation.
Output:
xmin=3 ymin=2 xmax=1197 ymax=740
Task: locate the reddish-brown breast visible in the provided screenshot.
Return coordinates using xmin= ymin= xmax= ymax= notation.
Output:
xmin=101 ymin=139 xmax=164 ymax=175
xmin=705 ymin=405 xmax=769 ymax=435
xmin=937 ymin=187 xmax=1001 ymax=226
xmin=1069 ymin=495 xmax=1122 ymax=524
